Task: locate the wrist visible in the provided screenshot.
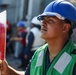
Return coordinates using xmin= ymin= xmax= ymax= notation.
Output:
xmin=6 ymin=66 xmax=11 ymax=75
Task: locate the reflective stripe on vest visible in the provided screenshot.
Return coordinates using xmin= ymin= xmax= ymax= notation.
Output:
xmin=54 ymin=52 xmax=72 ymax=74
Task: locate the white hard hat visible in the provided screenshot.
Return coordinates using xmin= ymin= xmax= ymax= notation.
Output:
xmin=31 ymin=16 xmax=41 ymax=25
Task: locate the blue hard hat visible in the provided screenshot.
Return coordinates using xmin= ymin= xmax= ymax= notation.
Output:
xmin=38 ymin=0 xmax=76 ymax=22
xmin=17 ymin=21 xmax=25 ymax=27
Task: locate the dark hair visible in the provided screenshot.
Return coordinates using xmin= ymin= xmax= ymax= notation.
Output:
xmin=64 ymin=19 xmax=73 ymax=37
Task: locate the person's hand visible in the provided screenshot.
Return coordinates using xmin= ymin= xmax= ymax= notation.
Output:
xmin=24 ymin=54 xmax=28 ymax=59
xmin=0 ymin=60 xmax=25 ymax=75
xmin=0 ymin=60 xmax=9 ymax=75
xmin=10 ymin=37 xmax=15 ymax=41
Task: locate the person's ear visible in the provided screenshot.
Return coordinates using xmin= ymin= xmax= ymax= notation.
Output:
xmin=62 ymin=23 xmax=71 ymax=33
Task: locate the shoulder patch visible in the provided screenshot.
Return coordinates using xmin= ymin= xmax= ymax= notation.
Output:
xmin=71 ymin=49 xmax=76 ymax=54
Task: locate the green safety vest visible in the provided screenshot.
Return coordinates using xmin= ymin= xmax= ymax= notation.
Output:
xmin=30 ymin=40 xmax=76 ymax=75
